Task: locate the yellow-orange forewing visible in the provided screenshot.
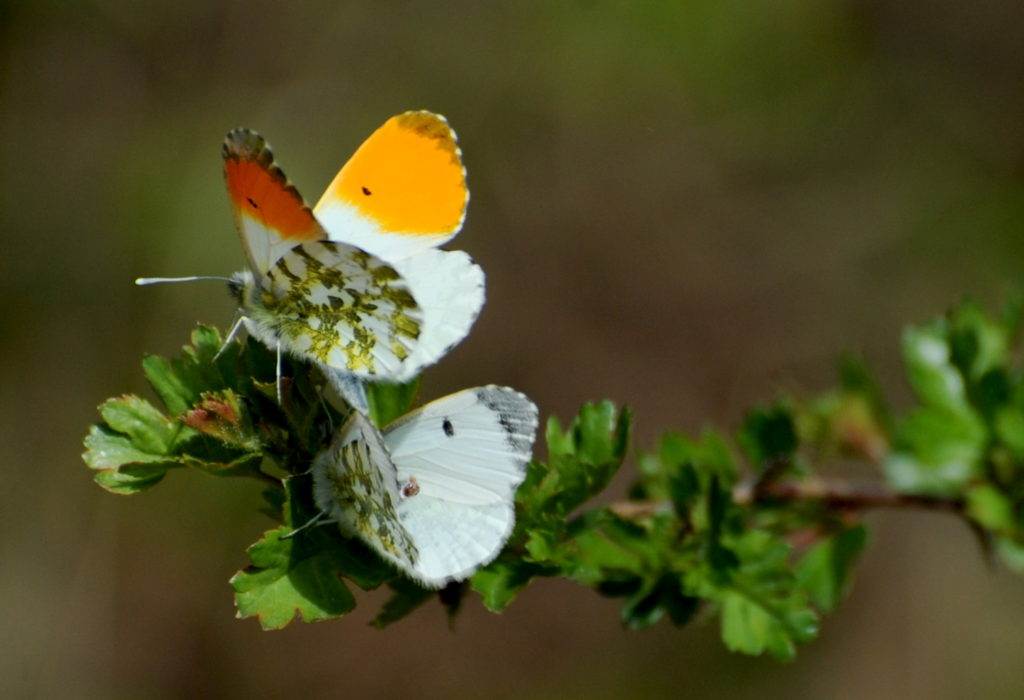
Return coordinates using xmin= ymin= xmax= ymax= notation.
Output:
xmin=314 ymin=111 xmax=468 ymax=261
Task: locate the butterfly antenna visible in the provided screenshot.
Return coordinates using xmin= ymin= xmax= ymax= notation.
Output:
xmin=135 ymin=275 xmax=233 ymax=285
xmin=281 ymin=510 xmax=329 ymax=539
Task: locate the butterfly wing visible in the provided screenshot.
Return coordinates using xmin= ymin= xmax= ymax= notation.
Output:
xmin=223 ymin=128 xmax=326 ymax=277
xmin=388 ymin=248 xmax=485 ymax=380
xmin=384 ymin=386 xmax=538 ymax=504
xmin=312 ymin=412 xmax=419 ymax=572
xmin=383 ymin=386 xmax=539 ymax=585
xmin=247 ymin=240 xmax=423 ymax=379
xmin=313 ymin=111 xmax=469 ymax=262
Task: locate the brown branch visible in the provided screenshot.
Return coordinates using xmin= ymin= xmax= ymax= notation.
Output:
xmin=609 ymin=479 xmax=966 ymax=519
xmin=740 ymin=479 xmax=966 ymax=514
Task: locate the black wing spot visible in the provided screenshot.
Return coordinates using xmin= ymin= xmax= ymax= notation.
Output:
xmin=246 ymin=197 xmax=259 ymax=209
xmin=442 ymin=418 xmax=454 ymax=437
xmin=361 ymin=186 xmax=372 ymax=196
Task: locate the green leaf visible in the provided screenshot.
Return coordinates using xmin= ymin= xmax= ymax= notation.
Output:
xmin=838 ymin=355 xmax=891 ymax=427
xmin=966 ymin=485 xmax=1015 ymax=534
xmin=471 ymin=558 xmax=550 ymax=612
xmin=720 ymin=591 xmax=818 ymax=662
xmin=231 ymin=526 xmax=357 ymax=630
xmin=948 ymin=302 xmax=1009 ymax=383
xmin=83 ymin=423 xmax=172 ymax=470
xmin=92 ymin=463 xmax=171 ymax=494
xmin=995 ymin=405 xmax=1024 ymax=460
xmin=885 ymin=406 xmax=986 ymax=495
xmin=795 ymin=525 xmax=868 ymax=612
xmin=902 ymin=323 xmax=970 ymax=414
xmin=620 ymin=573 xmax=699 ymax=630
xmin=738 ymin=402 xmax=798 ymax=469
xmin=99 ymin=395 xmax=179 ymax=455
xmin=521 ymin=402 xmax=631 ymax=518
xmin=83 ymin=397 xmax=184 ymax=493
xmin=995 ymin=537 xmax=1024 ymax=572
xmin=369 ymin=377 xmax=421 ymax=427
xmin=142 ymin=326 xmax=239 ymax=416
xmin=684 ymin=529 xmax=818 ymax=661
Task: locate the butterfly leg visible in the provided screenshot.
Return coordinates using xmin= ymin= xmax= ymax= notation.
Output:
xmin=214 ymin=312 xmax=246 ymax=361
xmin=275 ymin=341 xmax=283 ymax=404
xmin=281 ymin=509 xmax=329 ymax=539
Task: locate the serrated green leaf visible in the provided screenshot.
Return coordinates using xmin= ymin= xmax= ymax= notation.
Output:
xmin=996 ymin=537 xmax=1024 ymax=572
xmin=92 ymin=463 xmax=171 ymax=494
xmin=886 ymin=405 xmax=986 ymax=495
xmin=231 ymin=526 xmax=356 ymax=630
xmin=181 ymin=451 xmax=264 ymax=478
xmin=966 ymin=485 xmax=1015 ymax=533
xmin=621 ymin=574 xmax=699 ymax=630
xmin=142 ymin=325 xmax=238 ymax=417
xmin=795 ymin=525 xmax=868 ymax=612
xmin=555 ymin=510 xmax=654 ymax=585
xmin=839 ymin=355 xmax=890 ymax=423
xmin=98 ymin=395 xmax=178 ymax=455
xmin=721 ymin=591 xmax=818 ymax=661
xmin=948 ymin=302 xmax=1009 ymax=382
xmin=902 ymin=324 xmax=970 ymax=414
xmin=471 ymin=558 xmax=547 ymax=612
xmin=738 ymin=402 xmax=798 ymax=469
xmin=142 ymin=355 xmax=201 ymax=418
xmin=83 ymin=424 xmax=171 ymax=469
xmin=995 ymin=405 xmax=1024 ymax=459
xmin=521 ymin=402 xmax=631 ymax=520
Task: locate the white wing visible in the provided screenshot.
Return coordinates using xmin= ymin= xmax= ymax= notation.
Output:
xmin=384 ymin=386 xmax=538 ymax=505
xmin=389 ymin=249 xmax=485 ymax=381
xmin=385 ymin=386 xmax=538 ymax=586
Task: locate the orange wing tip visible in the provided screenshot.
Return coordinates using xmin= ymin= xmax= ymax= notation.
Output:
xmin=223 ymin=128 xmax=270 ymax=161
xmin=392 ymin=111 xmax=464 ymax=166
xmin=222 ymin=127 xmax=323 ymax=242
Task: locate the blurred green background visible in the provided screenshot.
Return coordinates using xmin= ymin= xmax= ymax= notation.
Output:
xmin=4 ymin=0 xmax=1024 ymax=697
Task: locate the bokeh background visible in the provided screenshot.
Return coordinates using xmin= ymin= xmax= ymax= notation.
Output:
xmin=4 ymin=1 xmax=1024 ymax=697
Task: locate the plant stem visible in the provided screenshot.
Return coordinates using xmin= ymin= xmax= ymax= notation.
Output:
xmin=738 ymin=479 xmax=965 ymax=514
xmin=610 ymin=479 xmax=965 ymax=519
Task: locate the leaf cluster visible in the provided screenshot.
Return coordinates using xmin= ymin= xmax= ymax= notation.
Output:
xmin=82 ymin=297 xmax=1024 ymax=659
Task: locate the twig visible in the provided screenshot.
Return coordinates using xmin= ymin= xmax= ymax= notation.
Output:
xmin=609 ymin=479 xmax=965 ymax=519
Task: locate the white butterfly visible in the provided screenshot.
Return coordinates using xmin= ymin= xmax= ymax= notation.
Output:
xmin=311 ymin=386 xmax=538 ymax=587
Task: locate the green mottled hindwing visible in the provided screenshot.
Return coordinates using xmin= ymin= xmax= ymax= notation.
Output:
xmin=311 ymin=411 xmax=419 ymax=566
xmin=254 ymin=241 xmax=423 ymax=377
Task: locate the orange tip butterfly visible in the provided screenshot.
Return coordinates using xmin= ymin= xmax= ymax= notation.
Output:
xmin=311 ymin=386 xmax=538 ymax=587
xmin=137 ymin=112 xmax=484 ymax=411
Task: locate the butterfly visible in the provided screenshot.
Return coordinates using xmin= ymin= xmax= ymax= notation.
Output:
xmin=311 ymin=385 xmax=538 ymax=587
xmin=139 ymin=112 xmax=483 ymax=409
xmin=310 ymin=112 xmax=484 ymax=392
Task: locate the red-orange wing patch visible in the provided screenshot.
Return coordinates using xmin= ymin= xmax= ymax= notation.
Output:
xmin=223 ymin=129 xmax=325 ymax=276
